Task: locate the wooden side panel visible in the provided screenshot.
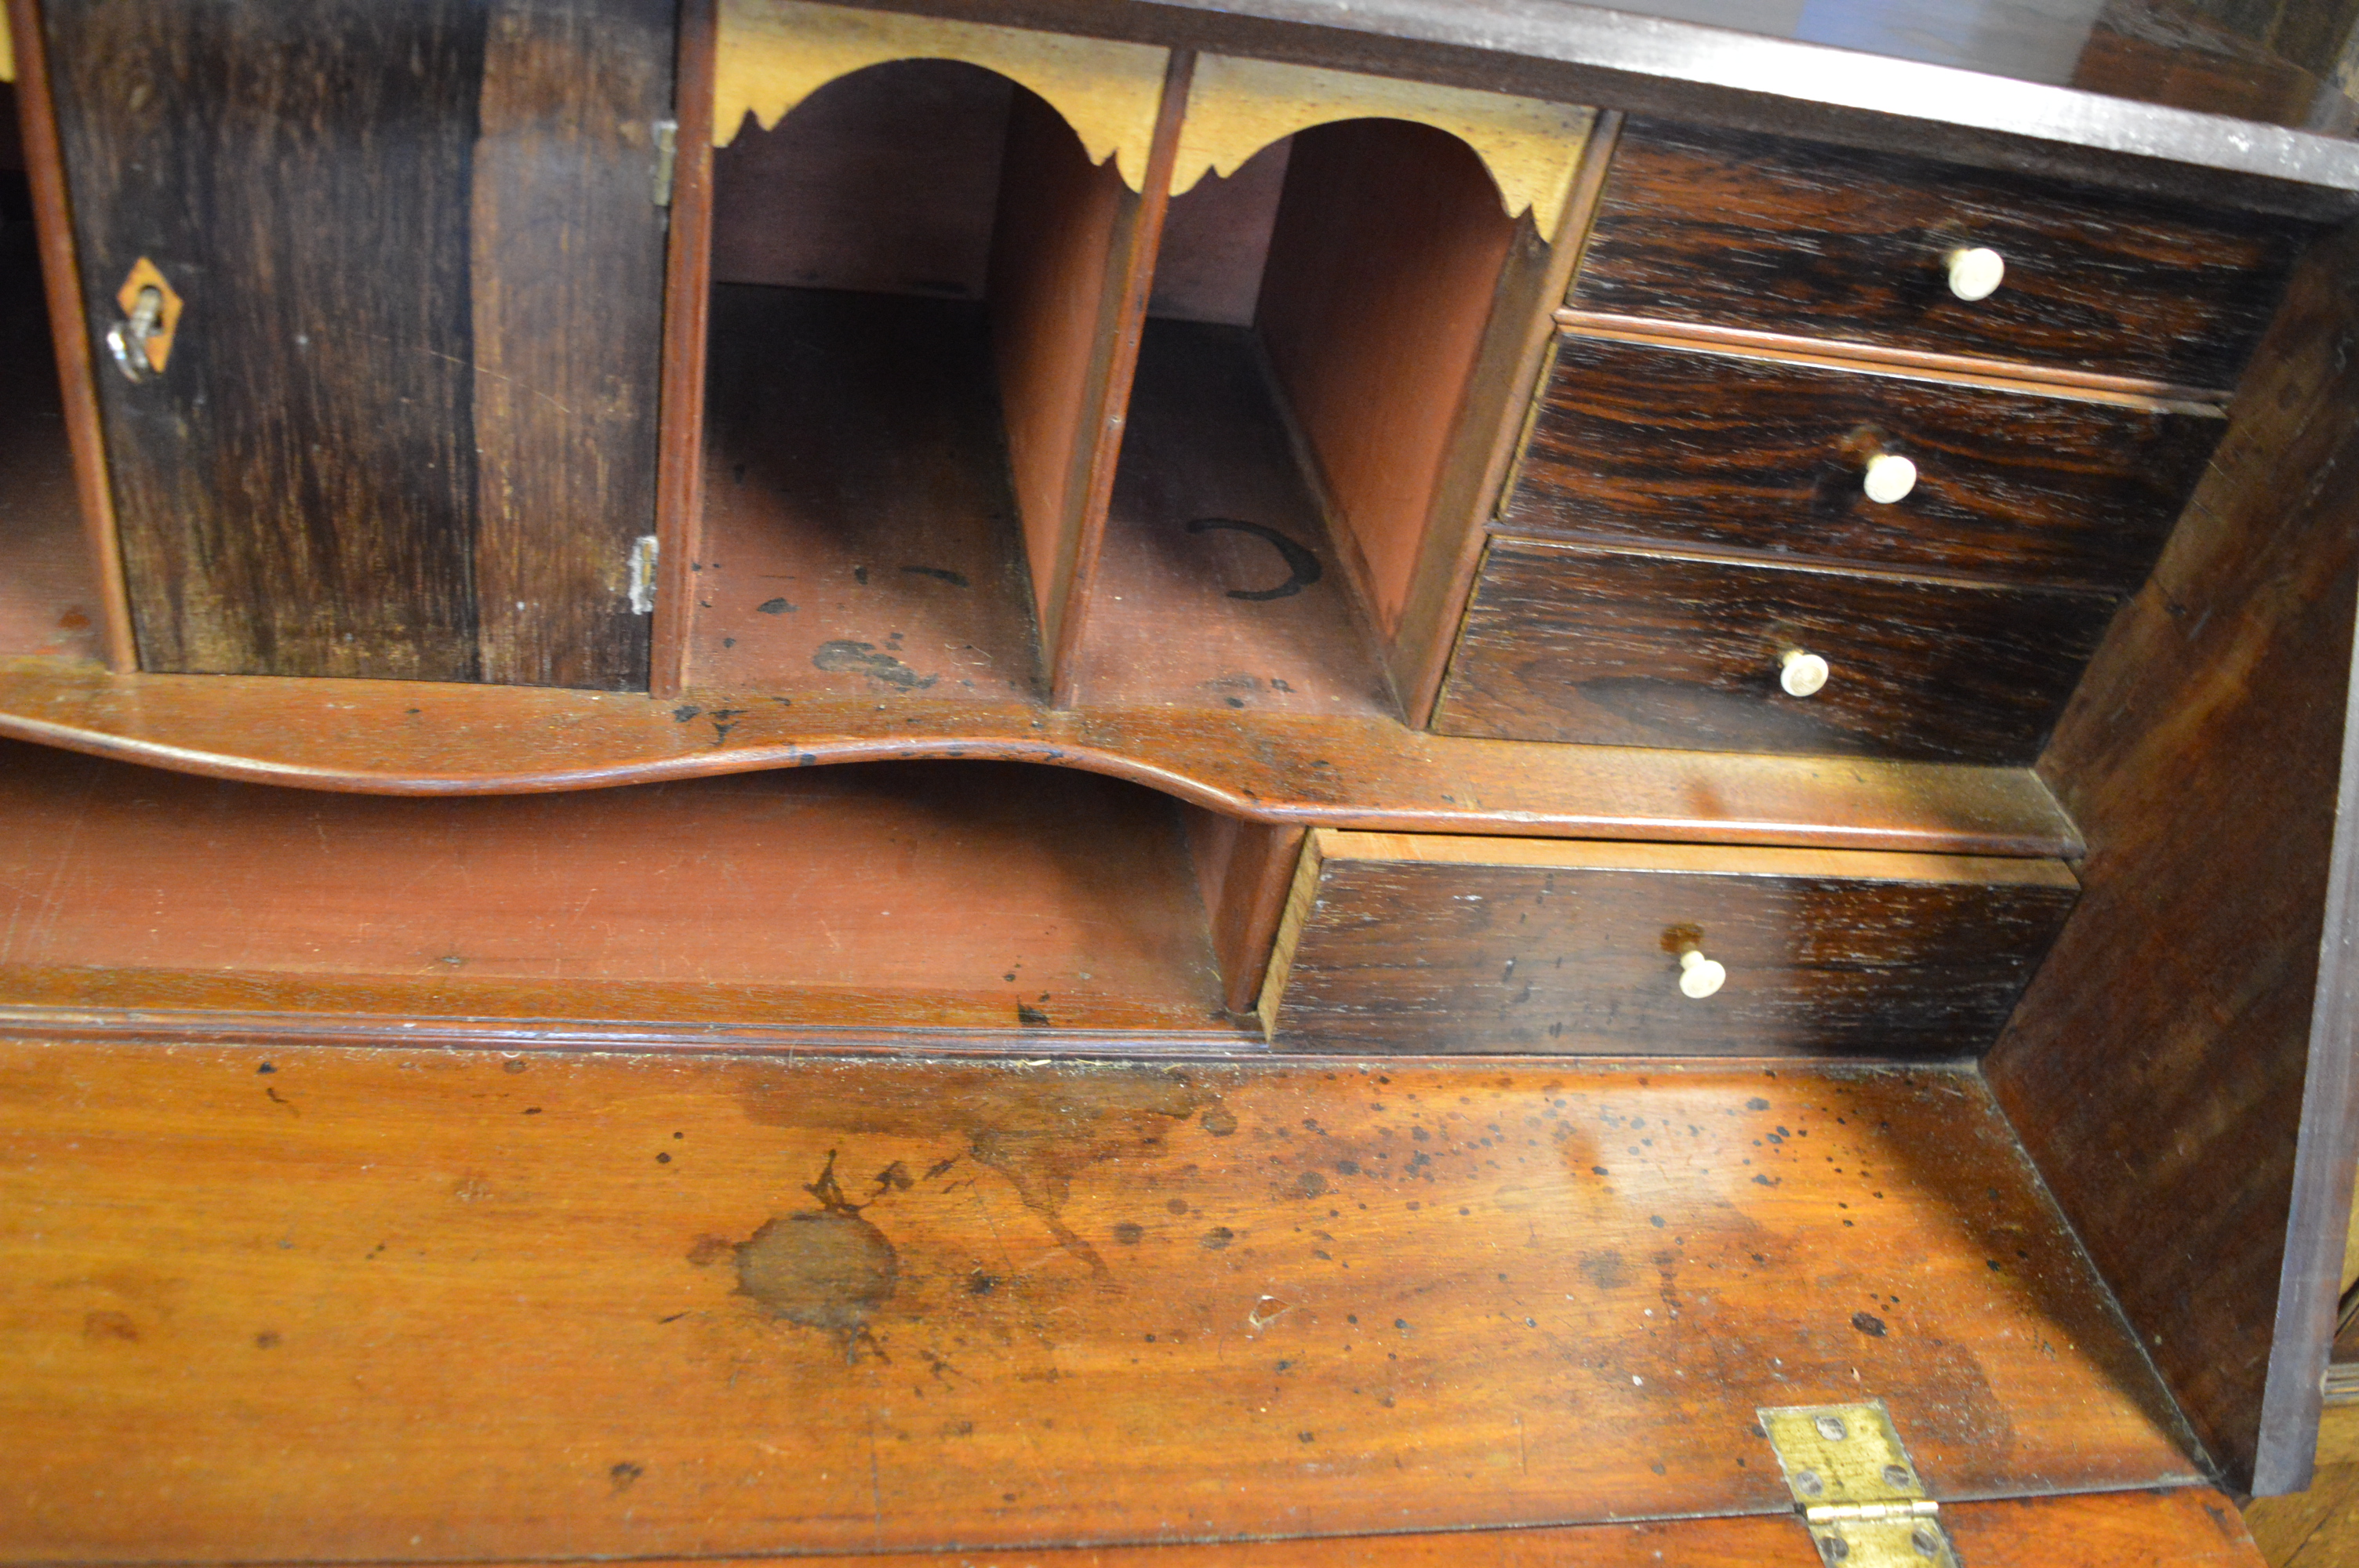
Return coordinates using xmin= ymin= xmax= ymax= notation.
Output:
xmin=0 ymin=1049 xmax=2196 ymax=1559
xmin=1256 ymin=118 xmax=1519 ymax=644
xmin=651 ymin=0 xmax=714 ymax=698
xmin=1987 ymin=222 xmax=2359 ymax=1496
xmin=1263 ymin=831 xmax=2077 ymax=1054
xmin=42 ymin=0 xmax=668 ymax=687
xmin=1180 ymin=805 xmax=1306 ymax=1011
xmin=43 ymin=0 xmax=484 ymax=678
xmin=1436 ymin=539 xmax=2120 ymax=764
xmin=989 ymin=85 xmax=1136 ymax=671
xmin=471 ymin=0 xmax=671 ymax=690
xmin=1503 ymin=332 xmax=2223 ymax=592
xmin=1572 ymin=118 xmax=2314 ymax=393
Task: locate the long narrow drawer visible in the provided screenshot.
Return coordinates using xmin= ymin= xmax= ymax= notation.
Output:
xmin=1500 ymin=333 xmax=2222 ymax=590
xmin=1434 ymin=540 xmax=2117 ymax=764
xmin=1568 ymin=119 xmax=2310 ymax=391
xmin=1259 ymin=830 xmax=2078 ymax=1054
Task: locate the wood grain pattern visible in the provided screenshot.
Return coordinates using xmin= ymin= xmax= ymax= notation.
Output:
xmin=1434 ymin=539 xmax=2121 ymax=764
xmin=1571 ymin=118 xmax=2314 ymax=392
xmin=692 ymin=285 xmax=1045 ymax=702
xmin=471 ymin=0 xmax=671 ymax=690
xmin=1261 ymin=829 xmax=2077 ymax=1055
xmin=44 ymin=0 xmax=485 ymax=678
xmin=1500 ymin=332 xmax=2223 ymax=592
xmin=3 ymin=0 xmax=132 ymax=672
xmin=1063 ymin=319 xmax=1394 ymax=717
xmin=0 ymin=739 xmax=1227 ymax=1033
xmin=1988 ymin=221 xmax=2359 ymax=1497
xmin=652 ymin=0 xmax=717 ymax=698
xmin=0 ymin=658 xmax=2085 ymax=856
xmin=42 ymin=0 xmax=670 ymax=685
xmin=1180 ymin=806 xmax=1305 ymax=1011
xmin=0 ymin=177 xmax=100 ymax=664
xmin=0 ymin=1047 xmax=2197 ymax=1559
xmin=1256 ymin=118 xmax=1520 ymax=644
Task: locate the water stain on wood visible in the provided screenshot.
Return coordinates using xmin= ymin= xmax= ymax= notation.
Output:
xmin=711 ymin=1151 xmax=900 ymax=1361
xmin=739 ymin=1064 xmax=1223 ymax=1277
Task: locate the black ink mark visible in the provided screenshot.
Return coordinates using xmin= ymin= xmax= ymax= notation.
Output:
xmin=1186 ymin=517 xmax=1322 ymax=601
xmin=812 ymin=641 xmax=937 ymax=690
xmin=756 ymin=597 xmax=792 ymax=615
xmin=900 ymin=566 xmax=970 ymax=588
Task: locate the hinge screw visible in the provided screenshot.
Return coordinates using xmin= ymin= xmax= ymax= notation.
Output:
xmin=1911 ymin=1525 xmax=1943 ymax=1559
xmin=1883 ymin=1464 xmax=1914 ymax=1488
xmin=1795 ymin=1468 xmax=1825 ymax=1497
xmin=1814 ymin=1414 xmax=1849 ymax=1441
xmin=1819 ymin=1536 xmax=1850 ymax=1564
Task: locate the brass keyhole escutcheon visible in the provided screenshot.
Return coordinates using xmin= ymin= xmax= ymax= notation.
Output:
xmin=107 ymin=257 xmax=184 ymax=383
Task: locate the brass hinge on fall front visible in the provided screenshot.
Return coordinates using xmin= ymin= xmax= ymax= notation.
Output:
xmin=1760 ymin=1403 xmax=1960 ymax=1568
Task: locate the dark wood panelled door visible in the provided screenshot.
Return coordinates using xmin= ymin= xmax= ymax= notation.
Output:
xmin=40 ymin=0 xmax=674 ymax=688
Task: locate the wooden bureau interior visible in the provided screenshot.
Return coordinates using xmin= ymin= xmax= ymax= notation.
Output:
xmin=2 ymin=0 xmax=2358 ymax=1561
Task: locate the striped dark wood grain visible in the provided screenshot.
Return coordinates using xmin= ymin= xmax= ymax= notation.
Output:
xmin=1571 ymin=119 xmax=2312 ymax=392
xmin=1499 ymin=332 xmax=2223 ymax=591
xmin=1263 ymin=832 xmax=2078 ymax=1055
xmin=1434 ymin=539 xmax=2120 ymax=764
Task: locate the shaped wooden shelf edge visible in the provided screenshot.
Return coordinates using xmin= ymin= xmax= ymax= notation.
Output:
xmin=0 ymin=657 xmax=2077 ymax=854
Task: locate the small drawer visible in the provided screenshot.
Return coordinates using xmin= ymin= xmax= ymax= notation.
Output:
xmin=1259 ymin=830 xmax=2078 ymax=1054
xmin=1432 ymin=539 xmax=2117 ymax=764
xmin=1502 ymin=333 xmax=2222 ymax=591
xmin=1569 ymin=120 xmax=2310 ymax=392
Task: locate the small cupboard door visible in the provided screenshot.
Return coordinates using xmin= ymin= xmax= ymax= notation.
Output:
xmin=38 ymin=0 xmax=674 ymax=688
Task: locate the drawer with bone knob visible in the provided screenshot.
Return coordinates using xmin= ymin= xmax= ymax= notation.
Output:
xmin=1257 ymin=831 xmax=2079 ymax=1054
xmin=1431 ymin=540 xmax=2118 ymax=764
xmin=1566 ymin=119 xmax=2311 ymax=393
xmin=1499 ymin=332 xmax=2223 ymax=590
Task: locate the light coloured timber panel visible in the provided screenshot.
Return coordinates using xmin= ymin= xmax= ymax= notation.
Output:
xmin=1172 ymin=55 xmax=1596 ymax=236
xmin=0 ymin=1047 xmax=2196 ymax=1560
xmin=716 ymin=0 xmax=1169 ymax=189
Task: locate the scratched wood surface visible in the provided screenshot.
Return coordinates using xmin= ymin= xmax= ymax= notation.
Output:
xmin=1262 ymin=833 xmax=2077 ymax=1056
xmin=1436 ymin=539 xmax=2121 ymax=764
xmin=1571 ymin=118 xmax=2312 ymax=393
xmin=693 ymin=286 xmax=1045 ymax=701
xmin=1499 ymin=332 xmax=2223 ymax=593
xmin=0 ymin=1047 xmax=2198 ymax=1560
xmin=0 ymin=184 xmax=100 ymax=665
xmin=1063 ymin=319 xmax=1394 ymax=717
xmin=189 ymin=1490 xmax=2267 ymax=1568
xmin=0 ymin=741 xmax=1227 ymax=1033
xmin=41 ymin=0 xmax=671 ymax=686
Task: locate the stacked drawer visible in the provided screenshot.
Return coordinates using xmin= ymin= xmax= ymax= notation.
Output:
xmin=1258 ymin=120 xmax=2310 ymax=1051
xmin=1431 ymin=118 xmax=2308 ymax=764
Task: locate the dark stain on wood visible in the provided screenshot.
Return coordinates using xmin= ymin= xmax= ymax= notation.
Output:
xmin=1436 ymin=539 xmax=2121 ymax=763
xmin=1572 ymin=119 xmax=2312 ymax=390
xmin=1500 ymin=332 xmax=2222 ymax=590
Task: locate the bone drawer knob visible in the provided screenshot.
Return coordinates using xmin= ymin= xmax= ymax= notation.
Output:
xmin=1780 ymin=648 xmax=1830 ymax=697
xmin=1863 ymin=452 xmax=1917 ymax=504
xmin=1946 ymin=245 xmax=2006 ymax=301
xmin=1678 ymin=949 xmax=1727 ymax=999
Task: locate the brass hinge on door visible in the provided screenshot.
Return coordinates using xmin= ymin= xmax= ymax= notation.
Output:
xmin=1760 ymin=1403 xmax=1960 ymax=1568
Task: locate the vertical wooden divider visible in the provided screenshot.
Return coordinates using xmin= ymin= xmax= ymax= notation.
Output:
xmin=1042 ymin=49 xmax=1192 ymax=704
xmin=4 ymin=0 xmax=135 ymax=674
xmin=650 ymin=0 xmax=715 ymax=699
xmin=1394 ymin=109 xmax=1620 ymax=725
xmin=987 ymin=49 xmax=1193 ymax=703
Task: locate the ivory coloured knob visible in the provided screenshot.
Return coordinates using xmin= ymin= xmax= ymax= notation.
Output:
xmin=1863 ymin=452 xmax=1917 ymax=504
xmin=1946 ymin=245 xmax=2005 ymax=301
xmin=1678 ymin=949 xmax=1727 ymax=999
xmin=1780 ymin=648 xmax=1830 ymax=697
